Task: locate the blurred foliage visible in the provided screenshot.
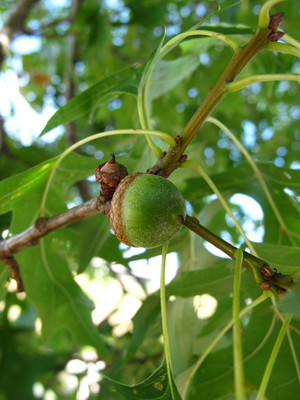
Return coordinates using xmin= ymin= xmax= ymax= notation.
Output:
xmin=0 ymin=0 xmax=300 ymax=399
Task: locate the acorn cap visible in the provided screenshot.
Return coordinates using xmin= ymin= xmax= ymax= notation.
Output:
xmin=108 ymin=172 xmax=142 ymax=247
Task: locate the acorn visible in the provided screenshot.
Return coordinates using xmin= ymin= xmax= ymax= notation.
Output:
xmin=108 ymin=173 xmax=186 ymax=248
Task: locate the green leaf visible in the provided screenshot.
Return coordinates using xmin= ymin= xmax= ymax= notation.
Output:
xmin=252 ymin=242 xmax=300 ymax=274
xmin=199 ymin=23 xmax=254 ymax=35
xmin=148 ymin=55 xmax=200 ymax=101
xmin=1 ymin=152 xmax=109 ymax=357
xmin=218 ymin=393 xmax=267 ymax=400
xmin=19 ymin=236 xmax=109 ymax=359
xmin=184 ymin=163 xmax=300 ymax=203
xmin=51 ymin=153 xmax=96 ymax=188
xmin=200 ymin=296 xmax=233 ymax=336
xmin=138 ymin=33 xmax=166 ymax=124
xmin=168 ymin=297 xmax=202 ymax=376
xmin=0 ymin=326 xmax=63 ymax=400
xmin=77 ymin=217 xmax=111 ymax=274
xmin=106 ymin=362 xmax=182 ymax=400
xmin=183 ymin=162 xmax=300 ymax=244
xmin=278 ymin=282 xmax=300 ymax=319
xmin=122 ymin=294 xmax=160 ymax=365
xmin=0 ymin=152 xmax=96 ymax=218
xmin=185 ymin=305 xmax=300 ymax=400
xmin=0 ymin=158 xmax=56 ymax=215
xmin=46 ymin=153 xmax=97 ymax=212
xmin=40 ymin=66 xmax=142 ymax=135
xmin=0 ymin=267 xmax=9 ymax=302
xmin=167 ymin=264 xmax=233 ymax=298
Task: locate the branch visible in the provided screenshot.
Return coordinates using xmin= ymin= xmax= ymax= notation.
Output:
xmin=178 ymin=215 xmax=295 ymax=294
xmin=0 ymin=197 xmax=105 ymax=258
xmin=148 ymin=12 xmax=285 ymax=177
xmin=2 ymin=256 xmax=24 ymax=292
xmin=0 ymin=0 xmax=39 ymax=67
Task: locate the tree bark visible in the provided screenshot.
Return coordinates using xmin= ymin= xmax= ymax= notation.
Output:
xmin=0 ymin=0 xmax=39 ymax=67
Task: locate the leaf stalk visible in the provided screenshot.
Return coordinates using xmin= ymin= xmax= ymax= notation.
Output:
xmin=160 ymin=242 xmax=177 ymax=399
xmin=256 ymin=314 xmax=292 ymax=400
xmin=232 ymin=249 xmax=246 ymax=400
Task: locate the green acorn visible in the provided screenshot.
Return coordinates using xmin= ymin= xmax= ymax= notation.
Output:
xmin=108 ymin=173 xmax=186 ymax=248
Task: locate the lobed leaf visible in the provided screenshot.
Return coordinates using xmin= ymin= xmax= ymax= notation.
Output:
xmin=184 ymin=305 xmax=300 ymax=400
xmin=278 ymin=283 xmax=300 ymax=319
xmin=40 ymin=66 xmax=142 ymax=135
xmin=167 ymin=264 xmax=233 ymax=298
xmin=121 ymin=294 xmax=160 ymax=365
xmin=19 ymin=237 xmax=109 ymax=358
xmin=252 ymin=242 xmax=300 ymax=274
xmin=0 ymin=159 xmax=56 ymax=216
xmin=148 ymin=55 xmax=200 ymax=101
xmin=106 ymin=362 xmax=182 ymax=400
xmin=0 ymin=153 xmax=109 ymax=357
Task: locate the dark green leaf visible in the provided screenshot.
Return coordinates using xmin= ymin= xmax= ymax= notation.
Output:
xmin=184 ymin=305 xmax=300 ymax=400
xmin=218 ymin=392 xmax=266 ymax=400
xmin=19 ymin=236 xmax=109 ymax=359
xmin=106 ymin=362 xmax=182 ymax=400
xmin=200 ymin=296 xmax=232 ymax=336
xmin=77 ymin=217 xmax=111 ymax=273
xmin=0 ymin=267 xmax=9 ymax=302
xmin=0 ymin=326 xmax=64 ymax=400
xmin=148 ymin=55 xmax=200 ymax=101
xmin=167 ymin=264 xmax=233 ymax=298
xmin=122 ymin=294 xmax=160 ymax=365
xmin=252 ymin=242 xmax=300 ymax=274
xmin=0 ymin=158 xmax=56 ymax=215
xmin=199 ymin=24 xmax=254 ymax=35
xmin=278 ymin=282 xmax=300 ymax=319
xmin=183 ymin=163 xmax=300 ymax=202
xmin=40 ymin=66 xmax=142 ymax=135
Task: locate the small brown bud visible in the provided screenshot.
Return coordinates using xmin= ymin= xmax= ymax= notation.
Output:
xmin=95 ymin=154 xmax=128 ymax=201
xmin=259 ymin=280 xmax=272 ymax=291
xmin=269 ymin=12 xmax=284 ymax=31
xmin=261 ymin=264 xmax=274 ymax=278
xmin=179 ymin=154 xmax=188 ymax=163
xmin=277 ymin=288 xmax=286 ymax=296
xmin=175 ymin=136 xmax=181 ymax=146
xmin=268 ymin=31 xmax=285 ymax=42
xmin=2 ymin=256 xmax=25 ymax=292
xmin=35 ymin=217 xmax=48 ymax=232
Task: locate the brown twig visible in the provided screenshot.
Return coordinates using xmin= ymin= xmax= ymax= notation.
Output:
xmin=0 ymin=197 xmax=105 ymax=258
xmin=178 ymin=215 xmax=295 ymax=293
xmin=147 ymin=13 xmax=285 ymax=177
xmin=2 ymin=256 xmax=25 ymax=292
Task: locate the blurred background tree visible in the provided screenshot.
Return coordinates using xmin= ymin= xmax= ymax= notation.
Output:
xmin=0 ymin=1 xmax=299 ymax=399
